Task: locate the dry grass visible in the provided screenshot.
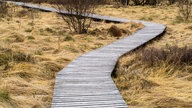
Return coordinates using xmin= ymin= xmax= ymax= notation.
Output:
xmin=98 ymin=4 xmax=192 ymax=108
xmin=0 ymin=3 xmax=142 ymax=108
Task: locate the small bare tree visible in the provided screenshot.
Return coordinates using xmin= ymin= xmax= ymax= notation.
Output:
xmin=178 ymin=0 xmax=192 ymax=21
xmin=54 ymin=0 xmax=105 ymax=34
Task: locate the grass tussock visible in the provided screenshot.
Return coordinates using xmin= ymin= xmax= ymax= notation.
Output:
xmin=0 ymin=89 xmax=10 ymax=101
xmin=153 ymin=97 xmax=192 ymax=108
xmin=115 ymin=72 xmax=159 ymax=92
xmin=0 ymin=48 xmax=34 ymax=66
xmin=108 ymin=25 xmax=122 ymax=37
xmin=139 ymin=45 xmax=192 ymax=67
xmin=0 ymin=47 xmax=35 ymax=72
xmin=64 ymin=35 xmax=74 ymax=41
xmin=13 ymin=52 xmax=34 ymax=62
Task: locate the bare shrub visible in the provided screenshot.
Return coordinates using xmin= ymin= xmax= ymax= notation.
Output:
xmin=53 ymin=0 xmax=105 ymax=34
xmin=139 ymin=46 xmax=192 ymax=67
xmin=145 ymin=0 xmax=159 ymax=5
xmin=0 ymin=0 xmax=8 ymax=17
xmin=168 ymin=0 xmax=178 ymax=5
xmin=117 ymin=0 xmax=178 ymax=6
xmin=131 ymin=0 xmax=145 ymax=5
xmin=178 ymin=0 xmax=192 ymax=21
xmin=114 ymin=0 xmax=130 ymax=5
xmin=130 ymin=0 xmax=160 ymax=6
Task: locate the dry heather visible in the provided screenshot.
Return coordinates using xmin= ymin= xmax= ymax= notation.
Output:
xmin=0 ymin=3 xmax=143 ymax=108
xmin=96 ymin=4 xmax=192 ymax=108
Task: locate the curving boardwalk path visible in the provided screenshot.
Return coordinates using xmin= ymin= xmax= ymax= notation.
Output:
xmin=8 ymin=1 xmax=166 ymax=107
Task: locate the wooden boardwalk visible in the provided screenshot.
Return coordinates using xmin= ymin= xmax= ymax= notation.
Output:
xmin=8 ymin=1 xmax=166 ymax=107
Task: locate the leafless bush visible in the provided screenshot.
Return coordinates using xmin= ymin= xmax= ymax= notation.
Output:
xmin=168 ymin=0 xmax=178 ymax=5
xmin=130 ymin=0 xmax=160 ymax=6
xmin=113 ymin=0 xmax=179 ymax=6
xmin=53 ymin=0 xmax=105 ymax=34
xmin=0 ymin=0 xmax=8 ymax=17
xmin=114 ymin=0 xmax=130 ymax=5
xmin=131 ymin=0 xmax=144 ymax=5
xmin=178 ymin=0 xmax=192 ymax=21
xmin=139 ymin=46 xmax=192 ymax=67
